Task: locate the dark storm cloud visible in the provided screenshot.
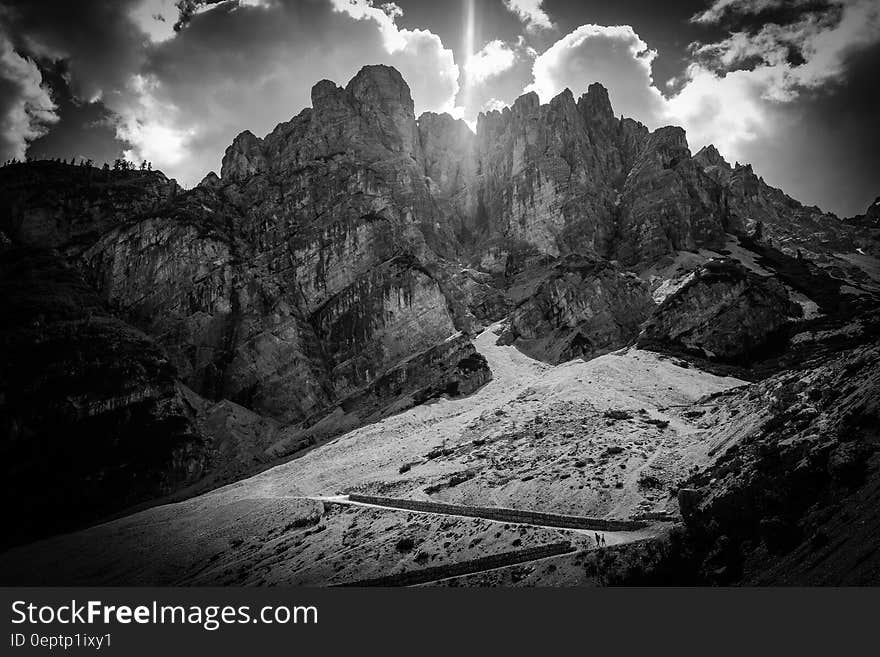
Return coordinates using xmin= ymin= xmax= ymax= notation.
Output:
xmin=691 ymin=0 xmax=838 ymax=26
xmin=25 ymin=61 xmax=123 ymax=166
xmin=1 ymin=0 xmax=149 ymax=101
xmin=0 ymin=0 xmax=154 ymax=162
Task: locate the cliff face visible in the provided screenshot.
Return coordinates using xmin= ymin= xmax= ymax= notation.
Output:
xmin=0 ymin=245 xmax=209 ymax=547
xmin=0 ymin=165 xmax=180 ymax=250
xmin=616 ymin=127 xmax=726 ymax=265
xmin=464 ymin=85 xmax=649 ymax=263
xmin=411 ymin=80 xmax=873 ymax=276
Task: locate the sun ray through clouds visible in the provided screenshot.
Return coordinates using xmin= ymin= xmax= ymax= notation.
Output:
xmin=460 ymin=0 xmax=476 ymax=112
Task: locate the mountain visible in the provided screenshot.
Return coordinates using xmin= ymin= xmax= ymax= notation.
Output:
xmin=1 ymin=65 xmax=878 ymax=580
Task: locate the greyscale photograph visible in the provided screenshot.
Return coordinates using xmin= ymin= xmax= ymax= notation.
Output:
xmin=0 ymin=0 xmax=878 ymax=587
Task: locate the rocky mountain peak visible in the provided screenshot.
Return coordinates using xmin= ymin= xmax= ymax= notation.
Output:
xmin=211 ymin=65 xmax=867 ymax=271
xmin=549 ymin=87 xmax=576 ymax=107
xmin=512 ymin=90 xmax=541 ymax=114
xmin=198 ymin=171 xmax=220 ymax=188
xmin=650 ymin=125 xmax=689 ymax=149
xmin=342 ymin=64 xmax=419 ymax=156
xmin=694 ymin=144 xmax=729 ymax=169
xmin=644 ymin=126 xmax=691 ymax=166
xmin=220 ymin=129 xmax=265 ymax=180
xmin=345 ymin=64 xmax=414 ymax=111
xmin=577 ymin=82 xmax=614 ymax=124
xmin=547 ymin=88 xmax=580 ymax=126
xmin=693 ymin=144 xmax=733 ymax=184
xmin=418 ymin=111 xmax=472 ymax=139
xmin=310 ymin=78 xmax=345 ymax=108
xmin=419 ymin=111 xmax=477 ymax=199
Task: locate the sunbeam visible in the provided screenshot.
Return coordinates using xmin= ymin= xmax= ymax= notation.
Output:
xmin=460 ymin=0 xmax=476 ymax=110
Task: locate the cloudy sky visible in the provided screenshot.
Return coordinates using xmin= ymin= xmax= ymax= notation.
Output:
xmin=1 ymin=0 xmax=878 ymax=216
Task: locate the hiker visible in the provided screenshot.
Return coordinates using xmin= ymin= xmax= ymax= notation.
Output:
xmin=595 ymin=532 xmax=601 ymax=547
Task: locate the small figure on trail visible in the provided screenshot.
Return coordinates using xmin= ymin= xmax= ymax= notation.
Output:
xmin=595 ymin=532 xmax=602 ymax=547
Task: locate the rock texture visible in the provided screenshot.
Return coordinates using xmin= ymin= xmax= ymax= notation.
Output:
xmin=693 ymin=145 xmax=863 ymax=260
xmin=616 ymin=127 xmax=725 ymax=265
xmin=843 ymin=196 xmax=880 ymax=258
xmin=465 ymin=85 xmax=648 ymax=263
xmin=868 ymin=197 xmax=880 ymax=224
xmin=638 ymin=259 xmax=803 ymax=363
xmin=498 ymin=255 xmax=655 ymax=363
xmin=670 ymin=340 xmax=880 ymax=584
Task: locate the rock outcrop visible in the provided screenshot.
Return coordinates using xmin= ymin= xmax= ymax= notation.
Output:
xmin=842 ymin=196 xmax=880 ymax=258
xmin=638 ymin=259 xmax=802 ymax=363
xmin=868 ymin=197 xmax=880 ymax=223
xmin=616 ymin=127 xmax=725 ymax=265
xmin=0 ymin=163 xmax=179 ymax=249
xmin=671 ymin=342 xmax=880 ymax=584
xmin=498 ymin=255 xmax=655 ymax=363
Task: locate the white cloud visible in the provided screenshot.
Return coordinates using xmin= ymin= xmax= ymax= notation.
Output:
xmin=665 ymin=64 xmax=772 ymax=157
xmin=0 ymin=32 xmax=58 ymax=161
xmin=503 ymin=0 xmax=554 ymax=32
xmin=465 ymin=40 xmax=516 ymax=84
xmin=525 ymin=24 xmax=667 ymax=126
xmin=114 ymin=74 xmax=194 ymax=167
xmin=481 ymin=97 xmax=508 ymax=112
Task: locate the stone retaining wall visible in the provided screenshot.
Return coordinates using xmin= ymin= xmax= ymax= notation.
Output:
xmin=337 ymin=541 xmax=575 ymax=587
xmin=346 ymin=494 xmax=647 ymax=531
